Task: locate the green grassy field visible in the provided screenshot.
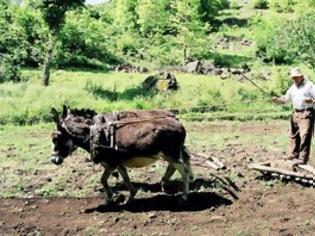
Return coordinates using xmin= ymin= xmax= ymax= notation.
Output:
xmin=0 ymin=69 xmax=295 ymax=125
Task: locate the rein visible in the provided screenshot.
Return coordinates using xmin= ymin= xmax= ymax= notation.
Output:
xmin=84 ymin=115 xmax=172 ymax=144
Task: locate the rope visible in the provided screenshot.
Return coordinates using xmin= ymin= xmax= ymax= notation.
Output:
xmin=163 ymin=98 xmax=292 ymax=116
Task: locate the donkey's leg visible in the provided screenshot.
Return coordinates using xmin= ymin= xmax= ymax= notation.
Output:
xmin=173 ymin=162 xmax=190 ymax=201
xmin=162 ymin=163 xmax=176 ymax=182
xmin=161 ymin=163 xmax=175 ymax=192
xmin=182 ymin=148 xmax=194 ymax=182
xmin=100 ymin=164 xmax=115 ymax=205
xmin=117 ymin=165 xmax=138 ymax=203
xmin=186 ymin=161 xmax=194 ymax=183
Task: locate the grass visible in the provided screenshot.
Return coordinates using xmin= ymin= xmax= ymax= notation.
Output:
xmin=0 ymin=68 xmax=296 ymax=125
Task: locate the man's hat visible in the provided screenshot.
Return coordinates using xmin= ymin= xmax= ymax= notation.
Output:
xmin=290 ymin=67 xmax=303 ymax=78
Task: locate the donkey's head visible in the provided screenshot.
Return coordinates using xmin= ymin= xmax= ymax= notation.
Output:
xmin=50 ymin=106 xmax=77 ymax=165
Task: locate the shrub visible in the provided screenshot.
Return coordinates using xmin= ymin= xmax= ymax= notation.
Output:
xmin=252 ymin=0 xmax=269 ymax=9
xmin=0 ymin=55 xmax=23 ymax=83
xmin=255 ymin=12 xmax=315 ymax=68
xmin=269 ymin=0 xmax=295 ymax=13
xmin=253 ymin=16 xmax=296 ymax=64
xmin=0 ymin=3 xmax=27 ymax=82
xmin=14 ymin=6 xmax=48 ymax=67
xmin=270 ymin=67 xmax=292 ymax=95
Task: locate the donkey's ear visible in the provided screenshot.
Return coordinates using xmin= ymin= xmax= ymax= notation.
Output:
xmin=62 ymin=105 xmax=70 ymax=118
xmin=51 ymin=108 xmax=62 ymax=130
xmin=51 ymin=108 xmax=59 ymax=123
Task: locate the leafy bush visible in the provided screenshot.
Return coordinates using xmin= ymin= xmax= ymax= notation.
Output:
xmin=271 ymin=68 xmax=292 ymax=95
xmin=255 ymin=12 xmax=315 ymax=68
xmin=269 ymin=0 xmax=295 ymax=13
xmin=55 ymin=9 xmax=120 ymax=69
xmin=0 ymin=55 xmax=23 ymax=83
xmin=252 ymin=0 xmax=269 ymax=9
xmin=14 ymin=6 xmax=48 ymax=67
xmin=253 ymin=16 xmax=295 ymax=64
xmin=0 ymin=2 xmax=27 ymax=82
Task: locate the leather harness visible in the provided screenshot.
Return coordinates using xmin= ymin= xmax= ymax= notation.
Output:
xmin=89 ymin=112 xmax=171 ymax=162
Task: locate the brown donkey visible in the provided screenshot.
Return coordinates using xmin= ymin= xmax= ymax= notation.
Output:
xmin=50 ymin=106 xmax=193 ymax=205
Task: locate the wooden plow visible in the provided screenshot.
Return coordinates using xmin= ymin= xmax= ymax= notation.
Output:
xmin=190 ymin=153 xmax=226 ymax=170
xmin=189 ymin=153 xmax=240 ymax=199
xmin=248 ymin=160 xmax=315 ymax=186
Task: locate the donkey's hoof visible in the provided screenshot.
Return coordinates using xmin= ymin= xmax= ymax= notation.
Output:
xmin=104 ymin=200 xmax=117 ymax=208
xmin=178 ymin=195 xmax=188 ymax=205
xmin=123 ymin=196 xmax=134 ymax=205
xmin=113 ymin=193 xmax=125 ymax=204
xmin=123 ymin=189 xmax=138 ymax=205
xmin=161 ymin=181 xmax=171 ymax=193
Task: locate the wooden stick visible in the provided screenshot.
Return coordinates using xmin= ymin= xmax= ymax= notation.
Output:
xmin=296 ymin=164 xmax=315 ymax=175
xmin=248 ymin=164 xmax=314 ymax=180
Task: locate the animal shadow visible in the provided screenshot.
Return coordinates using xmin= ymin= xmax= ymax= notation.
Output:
xmin=112 ymin=178 xmax=222 ymax=194
xmin=86 ymin=178 xmax=234 ymax=213
xmin=85 ymin=192 xmax=233 ymax=213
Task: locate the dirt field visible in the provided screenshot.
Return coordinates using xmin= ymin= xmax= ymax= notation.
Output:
xmin=1 ymin=121 xmax=315 ymax=236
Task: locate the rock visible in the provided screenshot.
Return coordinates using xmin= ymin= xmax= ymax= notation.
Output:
xmin=199 ymin=61 xmax=215 ymax=74
xmin=142 ymin=72 xmax=178 ymax=91
xmin=220 ymin=69 xmax=231 ymax=79
xmin=215 ymin=68 xmax=225 ymax=75
xmin=30 ymin=205 xmax=38 ymax=210
xmin=114 ymin=64 xmax=149 ymax=73
xmin=230 ymin=68 xmax=244 ymax=75
xmin=142 ymin=75 xmax=158 ymax=90
xmin=240 ymin=39 xmax=253 ymax=46
xmin=148 ymin=212 xmax=157 ymax=218
xmin=113 ymin=216 xmax=120 ymax=224
xmin=184 ymin=60 xmax=201 ymax=73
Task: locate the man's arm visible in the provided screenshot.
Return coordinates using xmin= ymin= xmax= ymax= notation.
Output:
xmin=272 ymin=86 xmax=291 ymax=105
xmin=272 ymin=97 xmax=287 ymax=104
xmin=304 ymin=82 xmax=315 ymax=104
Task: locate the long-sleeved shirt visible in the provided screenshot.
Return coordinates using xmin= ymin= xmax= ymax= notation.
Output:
xmin=281 ymin=79 xmax=315 ymax=110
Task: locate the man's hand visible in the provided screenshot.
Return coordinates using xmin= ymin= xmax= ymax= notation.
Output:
xmin=272 ymin=97 xmax=285 ymax=105
xmin=304 ymin=97 xmax=314 ymax=104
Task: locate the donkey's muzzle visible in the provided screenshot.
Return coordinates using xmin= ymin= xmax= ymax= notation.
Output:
xmin=51 ymin=155 xmax=63 ymax=165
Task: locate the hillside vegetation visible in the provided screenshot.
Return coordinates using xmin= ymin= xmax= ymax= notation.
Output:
xmin=1 ymin=0 xmax=315 ymax=124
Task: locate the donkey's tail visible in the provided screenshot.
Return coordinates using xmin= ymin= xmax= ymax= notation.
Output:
xmin=182 ymin=146 xmax=194 ymax=181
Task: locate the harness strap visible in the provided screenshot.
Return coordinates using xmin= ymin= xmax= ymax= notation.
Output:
xmin=89 ymin=113 xmax=174 ymax=162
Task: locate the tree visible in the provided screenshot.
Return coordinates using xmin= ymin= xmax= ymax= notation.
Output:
xmin=111 ymin=0 xmax=137 ymax=32
xmin=136 ymin=0 xmax=171 ymax=36
xmin=38 ymin=0 xmax=85 ymax=86
xmin=170 ymin=0 xmax=211 ymax=63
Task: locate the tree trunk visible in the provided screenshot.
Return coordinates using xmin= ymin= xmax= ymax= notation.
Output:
xmin=42 ymin=38 xmax=53 ymax=86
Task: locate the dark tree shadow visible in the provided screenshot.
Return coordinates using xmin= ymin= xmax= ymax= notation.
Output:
xmin=212 ymin=53 xmax=252 ymax=68
xmin=84 ymin=192 xmax=233 ymax=213
xmin=220 ymin=17 xmax=248 ymax=27
xmin=85 ymin=83 xmax=156 ymax=102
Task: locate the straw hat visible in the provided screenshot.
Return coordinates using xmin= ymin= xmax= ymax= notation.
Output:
xmin=290 ymin=67 xmax=303 ymax=78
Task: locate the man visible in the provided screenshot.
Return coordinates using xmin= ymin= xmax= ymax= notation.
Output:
xmin=273 ymin=68 xmax=315 ymax=164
